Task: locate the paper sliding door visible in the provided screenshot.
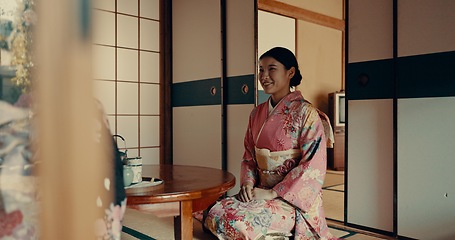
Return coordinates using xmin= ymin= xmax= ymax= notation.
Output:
xmin=346 ymin=0 xmax=394 ymax=233
xmin=225 ymin=0 xmax=256 ymax=194
xmin=396 ymin=1 xmax=455 ymax=238
xmin=172 ymin=0 xmax=256 ymax=177
xmin=172 ymin=0 xmax=222 ymax=169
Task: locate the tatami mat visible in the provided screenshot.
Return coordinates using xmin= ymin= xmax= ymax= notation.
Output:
xmin=121 ymin=208 xmax=217 ymax=240
xmin=323 ymin=170 xmax=345 ymax=188
xmin=323 ymin=189 xmax=345 ymax=222
xmin=323 ymin=170 xmax=345 ymax=222
xmin=327 ymin=184 xmax=344 ymax=191
xmin=121 ymin=209 xmax=173 ymax=240
xmin=121 ymin=208 xmax=356 ymax=239
xmin=121 ymin=170 xmax=388 ymax=239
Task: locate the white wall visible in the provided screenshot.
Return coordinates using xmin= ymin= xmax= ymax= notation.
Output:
xmin=296 ymin=20 xmax=343 ymax=113
xmin=257 ymin=10 xmax=295 ymax=94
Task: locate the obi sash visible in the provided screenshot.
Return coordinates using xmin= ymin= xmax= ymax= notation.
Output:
xmin=255 ymin=147 xmax=301 ymax=188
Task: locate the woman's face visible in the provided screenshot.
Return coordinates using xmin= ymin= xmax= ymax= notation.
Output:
xmin=259 ymin=56 xmax=295 ymax=100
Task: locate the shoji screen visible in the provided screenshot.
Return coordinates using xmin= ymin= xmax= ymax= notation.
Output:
xmin=396 ymin=1 xmax=455 ymax=238
xmin=346 ymin=0 xmax=394 ymax=233
xmin=92 ymin=0 xmax=161 ymax=165
xmin=172 ymin=0 xmax=222 ymax=168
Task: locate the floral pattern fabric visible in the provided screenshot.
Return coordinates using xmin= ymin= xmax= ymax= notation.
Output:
xmin=93 ymin=100 xmax=127 ymax=240
xmin=0 ymin=100 xmax=126 ymax=240
xmin=205 ymin=91 xmax=339 ymax=240
xmin=0 ymin=101 xmax=38 ymax=239
xmin=206 ymin=197 xmax=295 ymax=239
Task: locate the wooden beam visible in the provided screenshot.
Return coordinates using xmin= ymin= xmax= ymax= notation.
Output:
xmin=258 ymin=0 xmax=345 ymax=31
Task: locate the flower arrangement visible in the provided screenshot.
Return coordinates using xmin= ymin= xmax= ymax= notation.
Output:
xmin=10 ymin=0 xmax=36 ymax=93
xmin=0 ymin=0 xmax=36 ymax=93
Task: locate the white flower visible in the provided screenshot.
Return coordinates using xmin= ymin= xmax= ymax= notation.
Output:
xmin=308 ymin=169 xmax=322 ymax=179
xmin=22 ymin=9 xmax=37 ymax=26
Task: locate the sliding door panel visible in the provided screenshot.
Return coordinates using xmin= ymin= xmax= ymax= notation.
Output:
xmin=346 ymin=0 xmax=394 ymax=233
xmin=347 ymin=100 xmax=393 ymax=232
xmin=172 ymin=0 xmax=221 ymax=168
xmin=173 ymin=106 xmax=222 ymax=169
xmin=397 ymin=97 xmax=455 ymax=239
xmin=396 ymin=1 xmax=455 ymax=238
xmin=225 ymin=0 xmax=256 ymax=195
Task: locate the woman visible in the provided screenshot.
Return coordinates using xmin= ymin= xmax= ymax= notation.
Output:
xmin=205 ymin=47 xmax=337 ymax=239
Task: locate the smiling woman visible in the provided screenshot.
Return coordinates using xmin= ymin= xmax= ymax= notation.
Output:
xmin=204 ymin=47 xmax=339 ymax=240
xmin=258 ymin=47 xmax=301 ymax=107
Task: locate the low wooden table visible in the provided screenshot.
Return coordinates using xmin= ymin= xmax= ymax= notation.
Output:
xmin=126 ymin=164 xmax=236 ymax=240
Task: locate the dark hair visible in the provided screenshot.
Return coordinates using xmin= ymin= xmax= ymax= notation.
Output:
xmin=259 ymin=47 xmax=302 ymax=87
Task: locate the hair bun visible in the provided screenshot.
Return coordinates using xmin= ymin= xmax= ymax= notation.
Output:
xmin=290 ymin=69 xmax=302 ymax=87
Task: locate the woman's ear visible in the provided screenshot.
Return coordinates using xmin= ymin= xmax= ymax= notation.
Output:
xmin=288 ymin=67 xmax=296 ymax=79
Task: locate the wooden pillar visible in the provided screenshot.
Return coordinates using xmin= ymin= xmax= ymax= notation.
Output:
xmin=35 ymin=0 xmax=109 ymax=239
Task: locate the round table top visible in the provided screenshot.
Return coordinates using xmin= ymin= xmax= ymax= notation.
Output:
xmin=126 ymin=164 xmax=236 ymax=205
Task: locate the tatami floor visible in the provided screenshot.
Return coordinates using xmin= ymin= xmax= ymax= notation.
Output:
xmin=323 ymin=170 xmax=345 ymax=222
xmin=322 ymin=170 xmax=395 ymax=240
xmin=120 ymin=170 xmax=394 ymax=239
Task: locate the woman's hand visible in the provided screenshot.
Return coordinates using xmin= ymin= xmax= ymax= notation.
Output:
xmin=237 ymin=184 xmax=254 ymax=202
xmin=252 ymin=188 xmax=278 ymax=200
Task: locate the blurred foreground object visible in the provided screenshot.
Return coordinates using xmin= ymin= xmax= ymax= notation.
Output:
xmin=0 ymin=100 xmax=38 ymax=239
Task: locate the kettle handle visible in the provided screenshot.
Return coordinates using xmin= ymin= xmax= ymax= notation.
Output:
xmin=113 ymin=134 xmax=125 ymax=142
xmin=113 ymin=134 xmax=127 ymax=155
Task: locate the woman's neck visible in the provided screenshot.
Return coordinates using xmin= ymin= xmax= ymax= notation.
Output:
xmin=271 ymin=91 xmax=291 ymax=107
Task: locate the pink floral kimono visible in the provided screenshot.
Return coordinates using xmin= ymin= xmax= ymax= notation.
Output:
xmin=205 ymin=91 xmax=337 ymax=240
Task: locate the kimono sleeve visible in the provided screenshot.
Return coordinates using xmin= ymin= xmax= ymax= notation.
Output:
xmin=240 ymin=108 xmax=258 ymax=187
xmin=273 ymin=107 xmax=327 ymax=212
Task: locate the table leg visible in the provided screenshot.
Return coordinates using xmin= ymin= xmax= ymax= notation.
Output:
xmin=174 ymin=200 xmax=193 ymax=240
